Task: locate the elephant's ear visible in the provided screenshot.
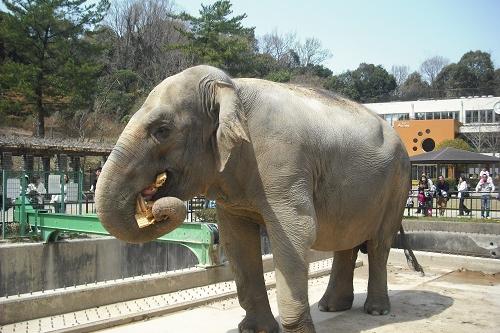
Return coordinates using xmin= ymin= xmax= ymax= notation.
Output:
xmin=214 ymin=81 xmax=250 ymax=172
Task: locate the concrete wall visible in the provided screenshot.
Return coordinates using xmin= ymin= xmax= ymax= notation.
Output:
xmin=0 ymin=237 xmax=198 ymax=296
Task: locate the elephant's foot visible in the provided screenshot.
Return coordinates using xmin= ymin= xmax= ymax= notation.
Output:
xmin=281 ymin=314 xmax=316 ymax=333
xmin=318 ymin=288 xmax=354 ymax=312
xmin=363 ymin=294 xmax=390 ymax=315
xmin=238 ymin=312 xmax=279 ymax=333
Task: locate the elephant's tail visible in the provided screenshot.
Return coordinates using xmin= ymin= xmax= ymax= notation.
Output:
xmin=399 ymin=225 xmax=425 ymax=276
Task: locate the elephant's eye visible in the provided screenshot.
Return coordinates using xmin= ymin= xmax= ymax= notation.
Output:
xmin=153 ymin=125 xmax=170 ymax=142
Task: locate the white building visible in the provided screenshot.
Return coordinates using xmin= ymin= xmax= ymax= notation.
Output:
xmin=364 ymin=96 xmax=500 ymax=154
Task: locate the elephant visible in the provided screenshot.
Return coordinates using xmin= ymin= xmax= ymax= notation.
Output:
xmin=96 ymin=65 xmax=415 ymax=333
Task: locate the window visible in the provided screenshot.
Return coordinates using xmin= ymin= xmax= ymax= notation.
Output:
xmin=398 ymin=114 xmax=409 ymax=121
xmin=465 ymin=109 xmax=495 ymax=123
xmin=415 ymin=113 xmax=425 ymax=120
xmin=382 ymin=113 xmax=409 ymax=126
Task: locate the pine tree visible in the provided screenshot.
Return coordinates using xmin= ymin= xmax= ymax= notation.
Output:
xmin=171 ymin=0 xmax=256 ymax=76
xmin=0 ymin=0 xmax=110 ymax=137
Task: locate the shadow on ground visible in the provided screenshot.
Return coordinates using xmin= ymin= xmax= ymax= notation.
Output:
xmin=226 ymin=290 xmax=453 ymax=333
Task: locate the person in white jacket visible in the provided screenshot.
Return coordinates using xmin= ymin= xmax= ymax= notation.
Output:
xmin=457 ymin=176 xmax=471 ymax=216
xmin=475 ymin=173 xmax=495 ymax=219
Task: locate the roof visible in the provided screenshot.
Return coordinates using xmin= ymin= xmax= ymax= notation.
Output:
xmin=0 ymin=135 xmax=113 ymax=156
xmin=364 ymin=96 xmax=500 ymax=115
xmin=410 ymin=147 xmax=500 ymax=164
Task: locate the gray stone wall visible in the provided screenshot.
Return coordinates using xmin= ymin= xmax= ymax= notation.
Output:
xmin=0 ymin=237 xmax=198 ymax=296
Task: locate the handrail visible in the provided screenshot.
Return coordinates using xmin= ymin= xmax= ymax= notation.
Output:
xmin=14 ymin=200 xmax=221 ymax=267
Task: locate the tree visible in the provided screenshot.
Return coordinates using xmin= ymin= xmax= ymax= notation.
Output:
xmin=0 ymin=0 xmax=110 ymax=137
xmin=399 ymin=72 xmax=429 ymax=101
xmin=458 ymin=50 xmax=495 ymax=95
xmin=260 ymin=29 xmax=298 ymax=68
xmin=432 ymin=51 xmax=496 ymax=98
xmin=420 ymin=56 xmax=449 ymax=84
xmin=391 ymin=64 xmax=410 ymax=99
xmin=324 ymin=71 xmax=359 ymax=101
xmin=495 ymin=68 xmax=500 ymax=96
xmin=435 ymin=138 xmax=473 ymax=152
xmin=462 ymin=131 xmax=499 ymax=153
xmin=171 ymin=0 xmax=256 ymax=76
xmin=295 ymin=37 xmax=331 ymax=67
xmin=391 ymin=65 xmax=410 ymax=87
xmin=326 ymin=63 xmax=396 ymax=103
xmin=104 ymin=0 xmax=188 ymax=88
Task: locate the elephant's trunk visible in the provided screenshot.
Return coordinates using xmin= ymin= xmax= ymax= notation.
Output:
xmin=96 ymin=129 xmax=186 ymax=244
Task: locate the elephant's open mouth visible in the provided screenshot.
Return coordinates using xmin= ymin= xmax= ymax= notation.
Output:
xmin=136 ymin=172 xmax=186 ymax=228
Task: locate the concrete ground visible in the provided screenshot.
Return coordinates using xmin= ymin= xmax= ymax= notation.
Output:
xmin=98 ymin=255 xmax=500 ymax=333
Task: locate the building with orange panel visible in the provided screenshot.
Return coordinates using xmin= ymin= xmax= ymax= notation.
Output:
xmin=364 ymin=96 xmax=500 ymax=180
xmin=392 ymin=119 xmax=460 ymax=156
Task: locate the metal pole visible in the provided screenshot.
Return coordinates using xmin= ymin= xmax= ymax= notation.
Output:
xmin=60 ymin=170 xmax=65 ymax=214
xmin=2 ymin=170 xmax=6 ymax=239
xmin=78 ymin=169 xmax=83 ymax=215
xmin=20 ymin=172 xmax=27 ymax=236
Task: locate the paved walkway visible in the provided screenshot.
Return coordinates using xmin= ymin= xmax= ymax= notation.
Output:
xmin=98 ymin=254 xmax=500 ymax=333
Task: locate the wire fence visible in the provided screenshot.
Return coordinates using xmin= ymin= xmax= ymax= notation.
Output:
xmin=0 ymin=170 xmax=216 ymax=238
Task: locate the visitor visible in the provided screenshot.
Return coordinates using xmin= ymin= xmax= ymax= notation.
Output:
xmin=416 ymin=176 xmax=430 ymax=216
xmin=479 ymin=168 xmax=490 ymax=178
xmin=90 ymin=167 xmax=102 ymax=192
xmin=26 ymin=175 xmax=46 ymax=208
xmin=457 ymin=176 xmax=471 ymax=216
xmin=421 ymin=173 xmax=433 ymax=189
xmin=50 ymin=174 xmax=69 ymax=213
xmin=475 ymin=173 xmax=495 ymax=219
xmin=436 ymin=175 xmax=449 ymax=216
xmin=405 ymin=190 xmax=414 ymax=216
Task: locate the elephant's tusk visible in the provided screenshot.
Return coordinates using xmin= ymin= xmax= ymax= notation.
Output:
xmin=135 ymin=172 xmax=167 ymax=228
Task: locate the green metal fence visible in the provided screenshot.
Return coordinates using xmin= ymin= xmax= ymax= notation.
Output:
xmin=1 ymin=169 xmax=216 ymax=239
xmin=1 ymin=169 xmax=91 ymax=237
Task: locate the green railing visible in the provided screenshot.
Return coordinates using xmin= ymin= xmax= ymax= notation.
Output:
xmin=12 ymin=199 xmax=221 ymax=267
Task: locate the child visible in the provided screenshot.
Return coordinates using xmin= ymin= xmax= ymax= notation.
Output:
xmin=416 ymin=188 xmax=426 ymax=215
xmin=405 ymin=190 xmax=414 ymax=216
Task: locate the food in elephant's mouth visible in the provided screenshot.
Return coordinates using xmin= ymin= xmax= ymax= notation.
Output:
xmin=135 ymin=172 xmax=167 ymax=228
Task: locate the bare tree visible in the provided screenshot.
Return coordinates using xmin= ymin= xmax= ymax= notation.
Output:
xmin=260 ymin=29 xmax=298 ymax=67
xmin=295 ymin=37 xmax=332 ymax=66
xmin=391 ymin=65 xmax=410 ymax=87
xmin=105 ymin=0 xmax=190 ymax=87
xmin=420 ymin=56 xmax=449 ymax=84
xmin=462 ymin=130 xmax=499 ymax=153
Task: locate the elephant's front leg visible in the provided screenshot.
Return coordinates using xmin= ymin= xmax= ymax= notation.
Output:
xmin=217 ymin=207 xmax=279 ymax=333
xmin=264 ymin=203 xmax=317 ymax=333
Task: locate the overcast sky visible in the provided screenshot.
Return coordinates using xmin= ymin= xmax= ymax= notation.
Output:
xmin=176 ymin=0 xmax=500 ymax=74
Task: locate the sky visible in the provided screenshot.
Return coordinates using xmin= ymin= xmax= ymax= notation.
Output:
xmin=175 ymin=0 xmax=500 ymax=74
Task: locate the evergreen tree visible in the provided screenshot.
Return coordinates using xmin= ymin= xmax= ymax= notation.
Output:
xmin=325 ymin=64 xmax=396 ymax=103
xmin=171 ymin=0 xmax=256 ymax=76
xmin=399 ymin=72 xmax=430 ymax=101
xmin=0 ymin=0 xmax=110 ymax=137
xmin=435 ymin=138 xmax=473 ymax=152
xmin=432 ymin=50 xmax=495 ymax=98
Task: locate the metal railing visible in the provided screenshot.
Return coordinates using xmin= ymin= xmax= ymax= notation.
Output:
xmin=1 ymin=170 xmax=217 ymax=239
xmin=404 ymin=190 xmax=499 ymax=219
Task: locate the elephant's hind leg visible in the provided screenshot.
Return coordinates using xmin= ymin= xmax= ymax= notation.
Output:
xmin=318 ymin=246 xmax=359 ymax=312
xmin=364 ymin=238 xmax=391 ymax=315
xmin=217 ymin=207 xmax=279 ymax=333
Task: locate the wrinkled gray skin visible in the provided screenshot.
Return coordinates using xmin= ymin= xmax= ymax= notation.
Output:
xmin=96 ymin=65 xmax=410 ymax=333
